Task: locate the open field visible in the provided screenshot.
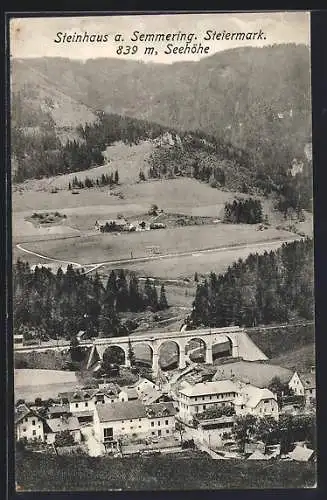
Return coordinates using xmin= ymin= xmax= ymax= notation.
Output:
xmin=247 ymin=323 xmax=315 ymax=360
xmin=14 ymin=224 xmax=296 ymax=266
xmin=16 ymin=451 xmax=316 ymax=490
xmin=269 ymin=343 xmax=315 ymax=372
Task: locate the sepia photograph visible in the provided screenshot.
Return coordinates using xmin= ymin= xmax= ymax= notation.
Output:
xmin=9 ymin=11 xmax=316 ymax=490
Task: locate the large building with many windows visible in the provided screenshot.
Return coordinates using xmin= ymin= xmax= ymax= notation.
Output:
xmin=178 ymin=380 xmax=278 ymax=425
xmin=93 ymin=400 xmax=176 ymax=449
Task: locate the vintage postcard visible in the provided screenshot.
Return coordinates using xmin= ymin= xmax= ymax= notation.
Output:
xmin=9 ymin=11 xmax=315 ymax=490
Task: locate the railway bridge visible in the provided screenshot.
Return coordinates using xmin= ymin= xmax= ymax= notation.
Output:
xmin=86 ymin=326 xmax=267 ymax=373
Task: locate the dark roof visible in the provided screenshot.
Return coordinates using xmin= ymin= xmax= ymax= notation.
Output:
xmin=141 ymin=388 xmax=163 ymax=405
xmin=15 ymin=404 xmax=43 ymax=424
xmin=45 ymin=416 xmax=80 ymax=433
xmin=126 ymin=387 xmax=139 ymax=400
xmin=213 ymin=360 xmax=292 ymax=388
xmin=96 ymin=401 xmax=147 ymax=423
xmin=298 ymin=372 xmax=316 ymax=390
xmin=145 ymin=402 xmax=176 ymax=418
xmin=15 ymin=404 xmax=32 ymax=424
xmin=58 ymin=389 xmax=97 ymax=402
xmin=47 ymin=405 xmax=70 ymax=415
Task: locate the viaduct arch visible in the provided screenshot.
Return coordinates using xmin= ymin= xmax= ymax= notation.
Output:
xmin=86 ymin=326 xmax=263 ymax=373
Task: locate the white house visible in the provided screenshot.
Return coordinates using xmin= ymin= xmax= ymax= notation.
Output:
xmin=178 ymin=380 xmax=279 ymax=425
xmin=44 ymin=415 xmax=81 ymax=444
xmin=178 ymin=380 xmax=238 ymax=425
xmin=93 ymin=400 xmax=177 ymax=449
xmin=93 ymin=400 xmax=149 ymax=450
xmin=135 ymin=377 xmax=158 ymax=396
xmin=234 ymin=384 xmax=279 ymax=420
xmin=288 ymin=369 xmax=316 ymax=405
xmin=15 ymin=404 xmax=45 ymax=442
xmin=146 ymin=402 xmax=176 ymax=438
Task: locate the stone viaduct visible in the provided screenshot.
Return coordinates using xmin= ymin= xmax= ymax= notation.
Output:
xmin=86 ymin=326 xmax=267 ymax=373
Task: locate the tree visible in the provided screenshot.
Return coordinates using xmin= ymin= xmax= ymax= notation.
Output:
xmin=34 ymin=397 xmax=43 ymax=407
xmin=102 ymin=346 xmax=125 ymax=368
xmin=268 ymin=376 xmax=292 ymax=406
xmin=234 ymin=414 xmax=258 ymax=451
xmin=54 ymin=430 xmax=75 ymax=447
xmin=69 ymin=336 xmax=84 ymax=362
xmin=194 ymin=272 xmax=198 ymax=283
xmin=255 ymin=416 xmax=279 ymax=446
xmin=139 ymin=170 xmax=146 ymax=181
xmin=114 ymin=170 xmax=119 ymax=184
xmin=128 ymin=338 xmax=136 ymax=367
xmin=159 ymin=284 xmax=168 ymax=310
xmin=148 ymin=204 xmax=158 ymax=216
xmin=176 ymin=421 xmax=185 ymax=443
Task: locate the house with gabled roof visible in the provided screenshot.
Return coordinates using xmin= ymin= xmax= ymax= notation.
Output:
xmin=15 ymin=404 xmax=46 ymax=442
xmin=44 ymin=415 xmax=81 ymax=444
xmin=93 ymin=400 xmax=177 ymax=449
xmin=288 ymin=368 xmax=316 ymax=406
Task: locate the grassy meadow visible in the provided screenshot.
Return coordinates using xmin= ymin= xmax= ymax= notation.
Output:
xmin=15 ymin=451 xmax=316 ymax=490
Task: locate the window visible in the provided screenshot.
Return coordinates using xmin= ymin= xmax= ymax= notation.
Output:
xmin=130 ymin=426 xmax=134 ymax=430
xmin=32 ymin=430 xmax=36 ymax=436
xmin=22 ymin=428 xmax=26 ymax=432
xmin=165 ymin=420 xmax=169 ymax=425
xmin=32 ymin=420 xmax=36 ymax=426
xmin=194 ymin=397 xmax=197 ymax=402
xmin=75 ymin=403 xmax=79 ymax=408
xmin=104 ymin=427 xmax=113 ymax=441
xmin=85 ymin=402 xmax=88 ymax=407
xmin=203 ymin=405 xmax=206 ymax=411
xmin=151 ymin=422 xmax=154 ymax=427
xmin=25 ymin=418 xmax=28 ymax=423
xmin=209 ymin=395 xmax=212 ymax=400
xmin=158 ymin=421 xmax=160 ymax=426
xmin=139 ymin=425 xmax=142 ymax=429
xmin=139 ymin=418 xmax=141 ymax=422
xmin=152 ymin=431 xmax=155 ymax=435
xmin=166 ymin=430 xmax=169 ymax=434
xmin=130 ymin=419 xmax=133 ymax=422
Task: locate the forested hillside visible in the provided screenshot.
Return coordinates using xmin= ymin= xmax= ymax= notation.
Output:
xmin=188 ymin=238 xmax=314 ymax=328
xmin=11 ymin=44 xmax=312 ymax=212
xmin=13 ymin=262 xmax=168 ymax=340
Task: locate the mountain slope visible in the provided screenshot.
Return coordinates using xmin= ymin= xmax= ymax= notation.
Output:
xmin=12 ymin=44 xmax=311 ymax=157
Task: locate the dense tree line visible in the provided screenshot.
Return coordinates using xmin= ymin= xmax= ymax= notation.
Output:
xmin=12 ymin=129 xmax=104 ymax=182
xmin=188 ymin=238 xmax=314 ymax=328
xmin=234 ymin=413 xmax=316 ymax=453
xmin=224 ymin=198 xmax=263 ymax=224
xmin=69 ymin=171 xmax=119 ymax=190
xmin=13 ymin=261 xmax=168 ymax=340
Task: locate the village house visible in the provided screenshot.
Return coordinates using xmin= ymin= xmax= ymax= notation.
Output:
xmin=233 ymin=384 xmax=278 ymax=420
xmin=178 ymin=380 xmax=238 ymax=425
xmin=15 ymin=404 xmax=45 ymax=442
xmin=178 ymin=380 xmax=278 ymax=425
xmin=146 ymin=402 xmax=177 ymax=438
xmin=46 ymin=404 xmax=70 ymax=419
xmin=135 ymin=377 xmax=158 ymax=397
xmin=44 ymin=415 xmax=81 ymax=444
xmin=196 ymin=416 xmax=235 ymax=449
xmin=57 ymin=385 xmax=129 ymax=425
xmin=288 ymin=368 xmax=316 ymax=406
xmin=93 ymin=400 xmax=177 ymax=449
